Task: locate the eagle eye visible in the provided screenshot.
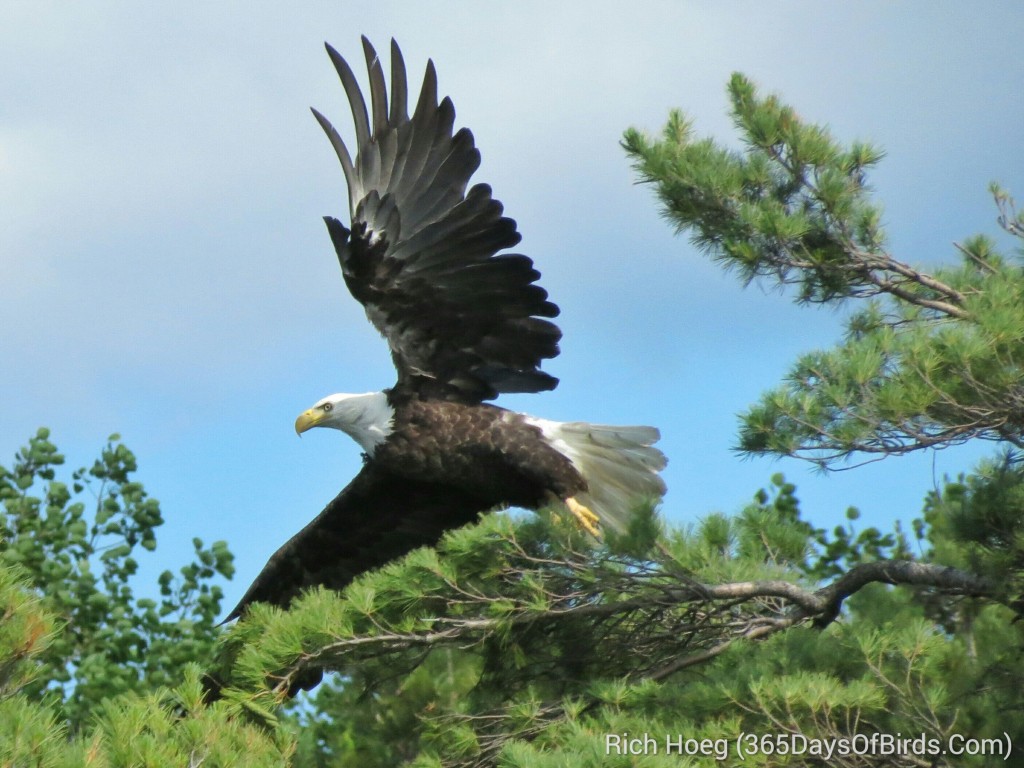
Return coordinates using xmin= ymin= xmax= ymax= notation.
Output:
xmin=322 ymin=403 xmax=333 ymax=412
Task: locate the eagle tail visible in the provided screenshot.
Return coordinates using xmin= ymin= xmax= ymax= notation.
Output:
xmin=532 ymin=420 xmax=667 ymax=535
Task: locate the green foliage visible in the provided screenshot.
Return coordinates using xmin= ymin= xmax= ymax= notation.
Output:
xmin=0 ymin=632 xmax=293 ymax=767
xmin=735 ymin=473 xmax=912 ymax=582
xmin=205 ymin=478 xmax=1021 ymax=767
xmin=623 ymin=74 xmax=887 ymax=304
xmin=2 ymin=435 xmax=1021 ymax=766
xmin=625 ymin=75 xmax=1024 ymax=469
xmin=0 ymin=429 xmax=235 ymax=730
xmin=0 ymin=562 xmax=58 ymax=699
xmin=291 ymin=649 xmax=482 ymax=767
xmin=921 ymin=452 xmax=1024 ymax=609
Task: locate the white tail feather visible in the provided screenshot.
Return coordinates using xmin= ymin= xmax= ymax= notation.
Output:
xmin=525 ymin=418 xmax=667 ymax=535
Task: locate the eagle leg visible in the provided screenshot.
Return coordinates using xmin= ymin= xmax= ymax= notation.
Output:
xmin=565 ymin=496 xmax=601 ymax=538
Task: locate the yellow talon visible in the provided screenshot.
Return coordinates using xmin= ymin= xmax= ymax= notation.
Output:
xmin=566 ymin=497 xmax=601 ymax=538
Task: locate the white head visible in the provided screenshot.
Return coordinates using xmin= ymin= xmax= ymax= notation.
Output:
xmin=294 ymin=391 xmax=395 ymax=453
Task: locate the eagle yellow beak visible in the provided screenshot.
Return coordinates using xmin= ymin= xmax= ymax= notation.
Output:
xmin=294 ymin=409 xmax=322 ymax=435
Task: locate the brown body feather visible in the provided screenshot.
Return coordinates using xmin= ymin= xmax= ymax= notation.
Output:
xmin=226 ymin=396 xmax=584 ymax=622
xmin=375 ymin=397 xmax=586 ymax=505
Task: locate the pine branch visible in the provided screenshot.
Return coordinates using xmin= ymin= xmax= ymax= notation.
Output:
xmin=625 ymin=75 xmax=1024 ymax=468
xmin=267 ymin=551 xmax=996 ymax=700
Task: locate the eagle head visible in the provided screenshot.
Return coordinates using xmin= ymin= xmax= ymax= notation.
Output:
xmin=294 ymin=391 xmax=394 ymax=453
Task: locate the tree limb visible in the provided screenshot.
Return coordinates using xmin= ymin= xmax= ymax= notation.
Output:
xmin=272 ymin=557 xmax=996 ymax=697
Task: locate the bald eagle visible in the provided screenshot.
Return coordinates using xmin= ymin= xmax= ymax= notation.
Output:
xmin=226 ymin=38 xmax=666 ymax=622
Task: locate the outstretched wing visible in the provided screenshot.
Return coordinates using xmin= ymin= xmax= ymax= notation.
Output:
xmin=315 ymin=37 xmax=562 ymax=403
xmin=225 ymin=463 xmax=488 ymax=621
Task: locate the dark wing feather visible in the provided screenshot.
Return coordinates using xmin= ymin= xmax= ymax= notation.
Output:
xmin=316 ymin=37 xmax=561 ymax=402
xmin=224 ymin=463 xmax=488 ymax=621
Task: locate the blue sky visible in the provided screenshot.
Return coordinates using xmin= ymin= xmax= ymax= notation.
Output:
xmin=2 ymin=2 xmax=1022 ymax=611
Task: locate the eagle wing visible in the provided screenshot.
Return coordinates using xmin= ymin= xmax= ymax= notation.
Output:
xmin=315 ymin=38 xmax=562 ymax=403
xmin=225 ymin=462 xmax=487 ymax=621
